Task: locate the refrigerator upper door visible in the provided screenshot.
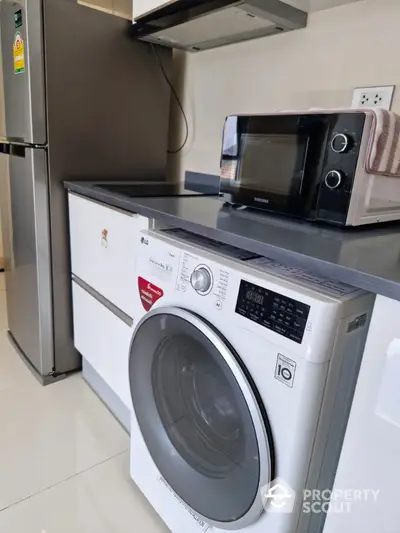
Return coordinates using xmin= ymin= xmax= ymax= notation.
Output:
xmin=0 ymin=144 xmax=54 ymax=375
xmin=0 ymin=0 xmax=46 ymax=144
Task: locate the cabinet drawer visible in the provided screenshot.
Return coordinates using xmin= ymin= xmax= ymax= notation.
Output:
xmin=68 ymin=193 xmax=148 ymax=317
xmin=72 ymin=281 xmax=133 ymax=408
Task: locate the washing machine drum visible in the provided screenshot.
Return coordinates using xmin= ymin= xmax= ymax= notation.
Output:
xmin=129 ymin=307 xmax=275 ymax=530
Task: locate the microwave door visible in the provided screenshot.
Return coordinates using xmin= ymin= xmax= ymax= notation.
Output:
xmin=220 ymin=114 xmax=331 ymax=219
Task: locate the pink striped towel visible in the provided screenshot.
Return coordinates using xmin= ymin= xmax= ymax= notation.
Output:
xmin=365 ymin=109 xmax=400 ymax=177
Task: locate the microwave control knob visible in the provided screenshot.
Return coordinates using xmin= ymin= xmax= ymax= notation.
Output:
xmin=325 ymin=170 xmax=343 ymax=190
xmin=331 ymin=133 xmax=350 ymax=153
xmin=191 ymin=266 xmax=213 ymax=294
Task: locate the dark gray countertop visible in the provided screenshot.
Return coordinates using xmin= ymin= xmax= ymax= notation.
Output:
xmin=65 ymin=180 xmax=400 ymax=300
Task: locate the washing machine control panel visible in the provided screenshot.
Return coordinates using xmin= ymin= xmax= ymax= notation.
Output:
xmin=235 ymin=280 xmax=310 ymax=344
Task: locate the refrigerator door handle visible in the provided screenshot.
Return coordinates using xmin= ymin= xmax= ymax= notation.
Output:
xmin=0 ymin=143 xmax=26 ymax=158
xmin=0 ymin=143 xmax=11 ymax=155
xmin=10 ymin=145 xmax=26 ymax=158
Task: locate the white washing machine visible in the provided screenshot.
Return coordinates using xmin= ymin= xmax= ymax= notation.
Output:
xmin=128 ymin=229 xmax=375 ymax=533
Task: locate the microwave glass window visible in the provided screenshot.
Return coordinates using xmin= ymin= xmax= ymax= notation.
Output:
xmin=223 ymin=116 xmax=239 ymax=157
xmin=238 ymin=134 xmax=309 ymax=195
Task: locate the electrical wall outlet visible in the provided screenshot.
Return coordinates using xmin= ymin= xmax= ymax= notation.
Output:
xmin=351 ymin=85 xmax=395 ymax=110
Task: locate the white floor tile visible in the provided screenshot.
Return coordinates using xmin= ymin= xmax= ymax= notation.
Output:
xmin=0 ymin=272 xmax=166 ymax=532
xmin=0 ymin=372 xmax=129 ymax=511
xmin=0 ymin=453 xmax=168 ymax=533
xmin=0 ymin=332 xmax=38 ymax=391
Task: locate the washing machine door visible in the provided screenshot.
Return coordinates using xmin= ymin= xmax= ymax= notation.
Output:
xmin=129 ymin=306 xmax=274 ymax=530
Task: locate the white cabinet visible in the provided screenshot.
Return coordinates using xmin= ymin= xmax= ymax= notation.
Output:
xmin=68 ymin=193 xmax=150 ymax=413
xmin=69 ymin=194 xmax=148 ymax=318
xmin=72 ymin=281 xmax=133 ymax=408
xmin=133 ymin=0 xmax=177 ymax=20
xmin=324 ymin=295 xmax=400 ymax=533
xmin=131 ymin=0 xmax=361 ymax=20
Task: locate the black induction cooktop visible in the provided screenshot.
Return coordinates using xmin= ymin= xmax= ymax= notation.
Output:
xmin=94 ymin=182 xmax=219 ymax=198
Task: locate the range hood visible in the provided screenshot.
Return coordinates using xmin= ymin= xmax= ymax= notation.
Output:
xmin=130 ymin=0 xmax=308 ymax=52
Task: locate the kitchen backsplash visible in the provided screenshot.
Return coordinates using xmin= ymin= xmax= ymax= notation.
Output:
xmin=169 ymin=0 xmax=400 ymax=181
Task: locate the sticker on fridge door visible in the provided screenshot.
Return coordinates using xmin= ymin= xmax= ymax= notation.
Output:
xmin=138 ymin=277 xmax=164 ymax=311
xmin=13 ymin=32 xmax=25 ymax=74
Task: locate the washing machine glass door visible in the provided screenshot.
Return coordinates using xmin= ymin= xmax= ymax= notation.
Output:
xmin=129 ymin=307 xmax=274 ymax=530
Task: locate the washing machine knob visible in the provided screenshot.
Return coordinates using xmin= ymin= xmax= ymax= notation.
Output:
xmin=191 ymin=267 xmax=212 ymax=294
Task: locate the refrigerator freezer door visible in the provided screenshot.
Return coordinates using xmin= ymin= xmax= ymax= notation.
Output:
xmin=0 ymin=145 xmax=54 ymax=375
xmin=0 ymin=1 xmax=46 ymax=144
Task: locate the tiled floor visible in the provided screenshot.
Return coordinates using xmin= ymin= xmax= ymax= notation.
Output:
xmin=0 ymin=274 xmax=169 ymax=532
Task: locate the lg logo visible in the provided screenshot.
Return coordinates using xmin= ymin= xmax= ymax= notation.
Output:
xmin=140 ymin=236 xmax=149 ymax=245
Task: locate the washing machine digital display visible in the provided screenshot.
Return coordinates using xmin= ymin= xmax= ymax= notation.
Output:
xmin=235 ymin=280 xmax=310 ymax=343
xmin=245 ymin=289 xmax=265 ymax=305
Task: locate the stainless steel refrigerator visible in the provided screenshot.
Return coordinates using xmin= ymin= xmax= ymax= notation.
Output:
xmin=0 ymin=0 xmax=172 ymax=383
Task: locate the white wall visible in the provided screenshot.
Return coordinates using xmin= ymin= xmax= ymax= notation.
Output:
xmin=173 ymin=0 xmax=400 ymax=180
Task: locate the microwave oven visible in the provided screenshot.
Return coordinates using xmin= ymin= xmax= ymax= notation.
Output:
xmin=220 ymin=111 xmax=400 ymax=226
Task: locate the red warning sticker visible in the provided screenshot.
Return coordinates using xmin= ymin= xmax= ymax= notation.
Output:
xmin=138 ymin=277 xmax=164 ymax=311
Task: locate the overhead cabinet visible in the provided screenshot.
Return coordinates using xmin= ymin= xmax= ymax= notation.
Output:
xmin=78 ymin=0 xmax=132 ymax=20
xmin=132 ymin=0 xmax=177 ymax=20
